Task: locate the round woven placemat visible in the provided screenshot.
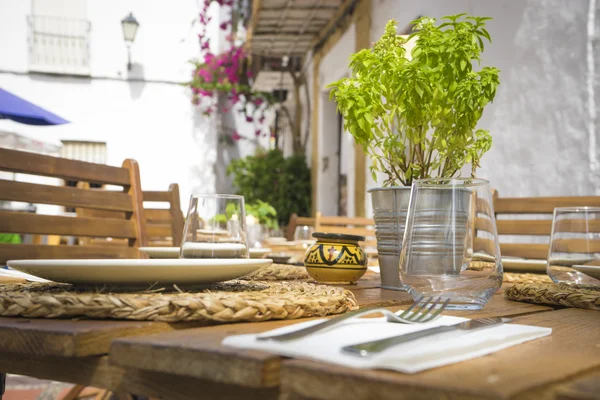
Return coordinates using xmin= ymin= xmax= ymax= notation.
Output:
xmin=503 ymin=272 xmax=552 ymax=285
xmin=243 ymin=263 xmax=309 ymax=280
xmin=0 ymin=280 xmax=357 ymax=322
xmin=505 ymin=282 xmax=600 ymax=310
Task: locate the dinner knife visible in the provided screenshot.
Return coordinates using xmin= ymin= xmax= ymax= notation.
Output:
xmin=342 ymin=317 xmax=509 ymax=357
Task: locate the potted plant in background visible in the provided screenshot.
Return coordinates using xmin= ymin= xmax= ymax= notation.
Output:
xmin=227 ymin=148 xmax=311 ymax=230
xmin=328 ymin=15 xmax=500 ymax=289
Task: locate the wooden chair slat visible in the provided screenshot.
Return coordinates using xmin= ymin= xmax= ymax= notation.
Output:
xmin=0 ymin=180 xmax=134 ymax=212
xmin=317 ymin=226 xmax=375 ymax=237
xmin=144 ymin=209 xmax=172 ymax=222
xmin=551 ymin=238 xmax=600 ymax=253
xmin=499 ymin=243 xmax=548 ymax=259
xmin=143 ymin=191 xmax=171 ymax=202
xmin=553 ymin=219 xmax=600 ymax=232
xmin=0 ymin=211 xmax=137 ymax=239
xmin=146 ymin=224 xmax=173 ymax=238
xmin=495 ymin=197 xmax=600 ymax=214
xmin=475 ymin=217 xmax=496 ymax=234
xmin=318 ymin=216 xmax=374 ymax=226
xmin=496 ymin=220 xmax=552 ymax=235
xmin=0 ymin=148 xmax=130 ymax=186
xmin=0 ymin=244 xmax=140 ymax=264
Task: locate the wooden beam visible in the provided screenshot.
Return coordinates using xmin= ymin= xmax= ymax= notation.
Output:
xmin=353 ymin=0 xmax=370 ymax=217
xmin=310 ymin=0 xmax=358 ymax=49
xmin=311 ymin=54 xmax=322 ymax=217
xmin=245 ymin=0 xmax=263 ymax=52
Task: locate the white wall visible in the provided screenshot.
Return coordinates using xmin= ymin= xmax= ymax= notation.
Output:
xmin=0 ymin=0 xmax=269 ymax=212
xmin=316 ymin=23 xmax=357 ymax=216
xmin=370 ymin=0 xmax=600 ymax=197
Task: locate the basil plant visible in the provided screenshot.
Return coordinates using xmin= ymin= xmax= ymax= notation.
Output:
xmin=328 ymin=15 xmax=500 ymax=186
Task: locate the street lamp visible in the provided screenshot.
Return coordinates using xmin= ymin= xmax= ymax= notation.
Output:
xmin=121 ymin=12 xmax=139 ymax=71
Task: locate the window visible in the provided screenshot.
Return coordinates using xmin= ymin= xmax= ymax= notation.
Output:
xmin=28 ymin=0 xmax=91 ymax=75
xmin=60 ymin=140 xmax=107 ymax=164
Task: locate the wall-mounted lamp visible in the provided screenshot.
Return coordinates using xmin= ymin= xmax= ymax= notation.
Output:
xmin=121 ymin=12 xmax=140 ymax=71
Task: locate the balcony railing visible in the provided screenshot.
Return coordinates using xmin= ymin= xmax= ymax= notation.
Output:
xmin=27 ymin=15 xmax=91 ymax=76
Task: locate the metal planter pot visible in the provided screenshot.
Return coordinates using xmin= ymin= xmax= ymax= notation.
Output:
xmin=369 ymin=186 xmax=471 ymax=290
xmin=369 ymin=187 xmax=411 ymax=290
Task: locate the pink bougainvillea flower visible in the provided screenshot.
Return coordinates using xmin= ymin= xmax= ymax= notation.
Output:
xmin=246 ymin=116 xmax=254 ymax=123
xmin=192 ymin=97 xmax=200 ymax=105
xmin=254 ymin=98 xmax=264 ymax=106
xmin=219 ymin=22 xmax=228 ymax=30
xmin=255 ymin=130 xmax=261 ymax=137
xmin=200 ymin=89 xmax=213 ymax=97
xmin=221 ymin=107 xmax=230 ymax=113
xmin=232 ymin=131 xmax=242 ymax=141
xmin=258 ymin=115 xmax=265 ymax=124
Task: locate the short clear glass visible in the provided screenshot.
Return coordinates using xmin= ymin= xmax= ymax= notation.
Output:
xmin=180 ymin=194 xmax=249 ymax=259
xmin=547 ymin=207 xmax=600 ymax=285
xmin=399 ymin=178 xmax=503 ymax=310
xmin=294 ymin=225 xmax=315 ymax=249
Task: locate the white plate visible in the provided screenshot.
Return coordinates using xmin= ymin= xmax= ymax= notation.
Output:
xmin=138 ymin=247 xmax=272 ymax=259
xmin=7 ymin=258 xmax=271 ymax=287
xmin=249 ymin=248 xmax=272 ymax=258
xmin=572 ymin=265 xmax=600 ymax=279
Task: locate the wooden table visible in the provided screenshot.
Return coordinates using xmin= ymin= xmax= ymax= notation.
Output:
xmin=0 ymin=272 xmax=599 ymax=400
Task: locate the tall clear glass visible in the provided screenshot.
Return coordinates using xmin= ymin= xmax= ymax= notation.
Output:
xmin=180 ymin=194 xmax=249 ymax=259
xmin=399 ymin=178 xmax=503 ymax=310
xmin=547 ymin=207 xmax=600 ymax=285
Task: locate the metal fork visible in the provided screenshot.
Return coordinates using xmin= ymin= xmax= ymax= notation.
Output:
xmin=256 ymin=295 xmax=450 ymax=342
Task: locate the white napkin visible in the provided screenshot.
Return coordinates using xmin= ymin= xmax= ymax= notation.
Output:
xmin=222 ymin=315 xmax=551 ymax=373
xmin=0 ymin=267 xmax=51 ymax=283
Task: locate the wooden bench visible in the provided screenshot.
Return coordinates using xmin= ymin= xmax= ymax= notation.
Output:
xmin=0 ymin=148 xmax=147 ymax=264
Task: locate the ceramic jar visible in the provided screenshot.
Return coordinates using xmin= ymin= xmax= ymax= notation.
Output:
xmin=304 ymin=232 xmax=368 ymax=284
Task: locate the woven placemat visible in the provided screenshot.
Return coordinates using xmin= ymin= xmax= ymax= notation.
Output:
xmin=0 ymin=280 xmax=357 ymax=322
xmin=503 ymin=272 xmax=552 ymax=285
xmin=243 ymin=263 xmax=309 ymax=280
xmin=506 ymin=282 xmax=600 ymax=310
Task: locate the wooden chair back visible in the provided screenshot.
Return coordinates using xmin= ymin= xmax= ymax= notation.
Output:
xmin=493 ymin=193 xmax=600 ymax=259
xmin=286 ymin=213 xmax=316 ymax=241
xmin=143 ymin=184 xmax=185 ymax=246
xmin=77 ymin=184 xmax=185 ymax=247
xmin=314 ymin=212 xmax=377 ymax=248
xmin=0 ymin=148 xmax=147 ymax=264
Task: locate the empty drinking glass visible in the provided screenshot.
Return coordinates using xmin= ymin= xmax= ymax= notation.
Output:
xmin=180 ymin=194 xmax=249 ymax=259
xmin=547 ymin=207 xmax=600 ymax=285
xmin=294 ymin=225 xmax=315 ymax=249
xmin=399 ymin=178 xmax=503 ymax=310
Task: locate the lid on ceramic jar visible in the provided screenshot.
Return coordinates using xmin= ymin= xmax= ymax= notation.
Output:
xmin=312 ymin=232 xmax=365 ymax=242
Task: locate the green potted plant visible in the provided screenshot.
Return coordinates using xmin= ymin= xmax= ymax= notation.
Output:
xmin=328 ymin=15 xmax=500 ymax=289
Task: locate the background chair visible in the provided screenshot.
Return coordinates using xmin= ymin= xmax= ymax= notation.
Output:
xmin=493 ymin=192 xmax=600 ymax=259
xmin=0 ymin=148 xmax=147 ymax=264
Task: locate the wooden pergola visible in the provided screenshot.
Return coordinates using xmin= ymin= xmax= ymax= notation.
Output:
xmin=247 ymin=0 xmax=357 ymax=57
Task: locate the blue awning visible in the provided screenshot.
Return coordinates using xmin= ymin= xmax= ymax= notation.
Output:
xmin=0 ymin=88 xmax=69 ymax=126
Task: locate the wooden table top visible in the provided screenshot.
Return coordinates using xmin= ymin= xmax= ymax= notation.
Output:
xmin=0 ymin=272 xmax=598 ymax=400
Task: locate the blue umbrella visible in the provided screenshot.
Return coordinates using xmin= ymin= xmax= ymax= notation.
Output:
xmin=0 ymin=88 xmax=69 ymax=126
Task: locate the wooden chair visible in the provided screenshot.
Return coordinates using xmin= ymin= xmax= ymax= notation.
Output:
xmin=492 ymin=192 xmax=600 ymax=259
xmin=143 ymin=184 xmax=185 ymax=247
xmin=77 ymin=184 xmax=185 ymax=247
xmin=0 ymin=148 xmax=147 ymax=264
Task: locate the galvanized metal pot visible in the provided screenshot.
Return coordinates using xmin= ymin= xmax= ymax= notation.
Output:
xmin=369 ymin=186 xmax=471 ymax=290
xmin=369 ymin=187 xmax=411 ymax=290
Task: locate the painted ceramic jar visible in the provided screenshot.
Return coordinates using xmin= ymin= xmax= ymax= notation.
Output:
xmin=304 ymin=232 xmax=368 ymax=284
